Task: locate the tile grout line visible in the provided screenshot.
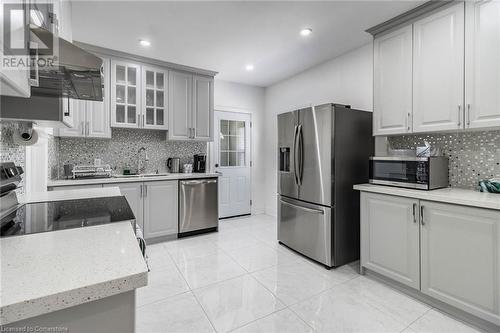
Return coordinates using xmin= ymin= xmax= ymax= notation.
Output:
xmin=398 ymin=307 xmax=433 ymax=332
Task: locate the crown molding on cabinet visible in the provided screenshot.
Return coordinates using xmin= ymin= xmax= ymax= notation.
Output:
xmin=74 ymin=41 xmax=218 ymax=78
xmin=366 ymin=0 xmax=457 ymax=37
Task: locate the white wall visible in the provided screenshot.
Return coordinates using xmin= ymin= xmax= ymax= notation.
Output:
xmin=214 ymin=80 xmax=266 ymax=214
xmin=263 ymin=43 xmax=373 ymax=216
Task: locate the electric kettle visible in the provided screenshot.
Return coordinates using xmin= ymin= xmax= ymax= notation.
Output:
xmin=167 ymin=158 xmax=180 ymax=173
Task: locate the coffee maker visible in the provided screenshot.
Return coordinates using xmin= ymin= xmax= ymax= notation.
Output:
xmin=193 ymin=154 xmax=206 ymax=173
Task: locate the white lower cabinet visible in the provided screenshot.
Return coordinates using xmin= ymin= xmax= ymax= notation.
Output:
xmin=104 ymin=182 xmax=144 ymax=231
xmin=420 ymin=201 xmax=500 ymax=325
xmin=361 ymin=193 xmax=420 ymax=289
xmin=143 ymin=181 xmax=178 ymax=239
xmin=103 ymin=181 xmax=177 ymax=239
xmin=361 ymin=192 xmax=500 ymax=326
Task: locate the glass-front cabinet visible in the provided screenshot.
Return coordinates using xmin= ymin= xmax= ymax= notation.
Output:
xmin=111 ymin=60 xmax=141 ymax=128
xmin=142 ymin=66 xmax=168 ymax=130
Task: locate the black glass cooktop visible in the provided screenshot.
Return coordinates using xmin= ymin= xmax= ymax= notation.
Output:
xmin=0 ymin=196 xmax=136 ymax=237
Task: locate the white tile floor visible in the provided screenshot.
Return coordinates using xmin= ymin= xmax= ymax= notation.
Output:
xmin=136 ymin=214 xmax=481 ymax=333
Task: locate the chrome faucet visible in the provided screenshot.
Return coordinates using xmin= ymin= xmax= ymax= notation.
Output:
xmin=137 ymin=147 xmax=149 ymax=174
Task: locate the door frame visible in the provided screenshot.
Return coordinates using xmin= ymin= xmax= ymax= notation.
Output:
xmin=208 ymin=107 xmax=253 ymax=215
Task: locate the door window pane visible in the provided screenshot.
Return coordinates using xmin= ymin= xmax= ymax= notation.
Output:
xmin=116 ymin=65 xmax=125 ymax=83
xmin=116 ymin=105 xmax=125 ymax=123
xmin=156 ymin=91 xmax=164 ymax=107
xmin=146 ymin=71 xmax=154 ymax=88
xmin=157 ymin=109 xmax=164 ymax=125
xmin=146 ymin=108 xmax=154 ymax=125
xmin=127 ymin=106 xmax=136 ymax=123
xmin=127 ymin=67 xmax=136 ymax=85
xmin=156 ymin=73 xmax=164 ymax=89
xmin=219 ymin=119 xmax=245 ymax=167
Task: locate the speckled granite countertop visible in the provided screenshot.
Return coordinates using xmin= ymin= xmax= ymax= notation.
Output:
xmin=353 ymin=184 xmax=500 ymax=210
xmin=47 ymin=172 xmax=219 ymax=187
xmin=0 ymin=189 xmax=148 ymax=325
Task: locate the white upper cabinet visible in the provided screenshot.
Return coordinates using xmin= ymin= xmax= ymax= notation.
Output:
xmin=192 ymin=75 xmax=214 ymax=141
xmin=111 ymin=60 xmax=141 ymax=128
xmin=373 ymin=25 xmax=413 ymax=135
xmin=56 ymin=99 xmax=86 ymax=137
xmin=465 ymin=0 xmax=500 ymax=129
xmin=168 ymin=71 xmax=192 ymax=140
xmin=142 ymin=66 xmax=168 ymax=130
xmin=413 ymin=3 xmax=465 ymax=133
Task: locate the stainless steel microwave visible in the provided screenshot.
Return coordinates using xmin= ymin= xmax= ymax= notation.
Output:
xmin=369 ymin=156 xmax=449 ymax=190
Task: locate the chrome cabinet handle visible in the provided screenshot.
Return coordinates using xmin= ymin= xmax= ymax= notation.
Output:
xmin=280 ymin=199 xmax=324 ymax=215
xmin=86 ymin=121 xmax=90 ymax=136
xmin=144 ymin=184 xmax=147 ymax=197
xmin=81 ymin=121 xmax=85 ymax=136
xmin=420 ymin=205 xmax=425 ymax=225
xmin=407 ymin=112 xmax=411 ymax=132
xmin=412 ymin=203 xmax=417 ymax=223
xmin=142 ymin=114 xmax=145 ymax=128
xmin=192 ymin=127 xmax=196 ymax=139
xmin=458 ymin=105 xmax=462 ymax=126
xmin=467 ymin=104 xmax=471 ymax=126
xmin=140 ymin=184 xmax=143 ymax=197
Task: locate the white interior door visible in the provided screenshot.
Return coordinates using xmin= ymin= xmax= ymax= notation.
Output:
xmin=214 ymin=111 xmax=251 ymax=218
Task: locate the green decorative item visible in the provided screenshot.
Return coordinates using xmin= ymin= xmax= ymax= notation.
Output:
xmin=479 ymin=179 xmax=500 ymax=193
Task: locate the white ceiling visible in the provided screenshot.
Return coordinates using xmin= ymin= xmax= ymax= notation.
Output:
xmin=71 ymin=1 xmax=423 ymax=87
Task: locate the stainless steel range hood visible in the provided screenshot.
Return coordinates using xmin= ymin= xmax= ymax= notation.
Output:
xmin=30 ymin=26 xmax=103 ymax=101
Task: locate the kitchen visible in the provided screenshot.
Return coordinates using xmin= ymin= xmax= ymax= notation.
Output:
xmin=1 ymin=1 xmax=500 ymax=333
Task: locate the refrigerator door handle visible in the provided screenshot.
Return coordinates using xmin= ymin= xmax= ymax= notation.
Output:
xmin=280 ymin=198 xmax=324 ymax=215
xmin=293 ymin=125 xmax=299 ymax=185
xmin=297 ymin=124 xmax=303 ymax=186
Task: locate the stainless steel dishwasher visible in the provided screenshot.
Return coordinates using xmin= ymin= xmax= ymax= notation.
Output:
xmin=179 ymin=178 xmax=218 ymax=237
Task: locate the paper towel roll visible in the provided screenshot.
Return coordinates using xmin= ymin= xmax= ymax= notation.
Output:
xmin=13 ymin=127 xmax=39 ymax=146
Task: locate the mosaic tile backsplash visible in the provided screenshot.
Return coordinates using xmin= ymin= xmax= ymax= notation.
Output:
xmin=0 ymin=122 xmax=26 ymax=194
xmin=388 ymin=130 xmax=500 ymax=190
xmin=52 ymin=128 xmax=206 ymax=179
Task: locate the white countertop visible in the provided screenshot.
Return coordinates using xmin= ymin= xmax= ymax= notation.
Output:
xmin=47 ymin=172 xmax=219 ymax=187
xmin=24 ymin=187 xmax=122 ymax=203
xmin=0 ymin=188 xmax=148 ymax=325
xmin=353 ymin=184 xmax=500 ymax=211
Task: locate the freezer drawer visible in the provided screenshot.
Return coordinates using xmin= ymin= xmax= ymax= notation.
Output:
xmin=179 ymin=178 xmax=218 ymax=235
xmin=278 ymin=196 xmax=332 ymax=267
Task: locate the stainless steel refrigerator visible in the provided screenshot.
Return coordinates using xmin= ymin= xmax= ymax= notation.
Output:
xmin=277 ymin=103 xmax=373 ymax=268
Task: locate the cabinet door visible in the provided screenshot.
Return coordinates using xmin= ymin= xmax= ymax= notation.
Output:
xmin=420 ymin=201 xmax=500 ymax=325
xmin=142 ymin=66 xmax=168 ymax=130
xmin=373 ymin=25 xmax=413 ymax=135
xmin=143 ymin=180 xmax=178 ymax=239
xmin=192 ymin=75 xmax=213 ymax=141
xmin=168 ymin=71 xmax=192 ymax=140
xmin=360 ymin=192 xmax=420 ymax=289
xmin=55 ymin=99 xmax=86 ymax=137
xmin=111 ymin=60 xmax=141 ymax=128
xmin=413 ymin=3 xmax=465 ymax=133
xmin=87 ymin=57 xmax=111 ymax=138
xmin=103 ymin=182 xmax=144 ymax=230
xmin=465 ymin=0 xmax=500 ymax=129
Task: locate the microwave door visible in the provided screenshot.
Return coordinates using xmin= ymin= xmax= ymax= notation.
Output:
xmin=278 ymin=110 xmax=299 ymax=200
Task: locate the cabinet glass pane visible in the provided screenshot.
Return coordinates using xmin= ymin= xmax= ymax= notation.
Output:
xmin=156 ymin=91 xmax=164 ymax=107
xmin=116 ymin=85 xmax=125 ymax=103
xmin=116 ymin=65 xmax=125 ymax=83
xmin=157 ymin=109 xmax=164 ymax=125
xmin=146 ymin=71 xmax=154 ymax=88
xmin=146 ymin=89 xmax=154 ymax=107
xmin=116 ymin=105 xmax=125 ymax=123
xmin=156 ymin=73 xmax=164 ymax=89
xmin=127 ymin=106 xmax=136 ymax=123
xmin=146 ymin=108 xmax=154 ymax=125
xmin=127 ymin=67 xmax=136 ymax=85
xmin=128 ymin=87 xmax=136 ymax=105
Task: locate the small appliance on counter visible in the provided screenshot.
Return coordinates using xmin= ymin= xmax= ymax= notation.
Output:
xmin=167 ymin=157 xmax=180 ymax=173
xmin=72 ymin=165 xmax=112 ymax=179
xmin=193 ymin=154 xmax=207 ymax=173
xmin=479 ymin=178 xmax=500 ymax=193
xmin=369 ymin=156 xmax=449 ymax=190
xmin=183 ymin=164 xmax=193 ymax=173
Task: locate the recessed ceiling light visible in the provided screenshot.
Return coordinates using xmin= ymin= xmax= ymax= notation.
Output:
xmin=245 ymin=64 xmax=254 ymax=71
xmin=300 ymin=28 xmax=313 ymax=36
xmin=139 ymin=39 xmax=151 ymax=47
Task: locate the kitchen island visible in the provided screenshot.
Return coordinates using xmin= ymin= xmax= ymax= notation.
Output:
xmin=1 ymin=187 xmax=148 ymax=332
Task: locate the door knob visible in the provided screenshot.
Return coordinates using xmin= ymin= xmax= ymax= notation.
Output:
xmin=215 ymin=163 xmax=219 ymax=167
